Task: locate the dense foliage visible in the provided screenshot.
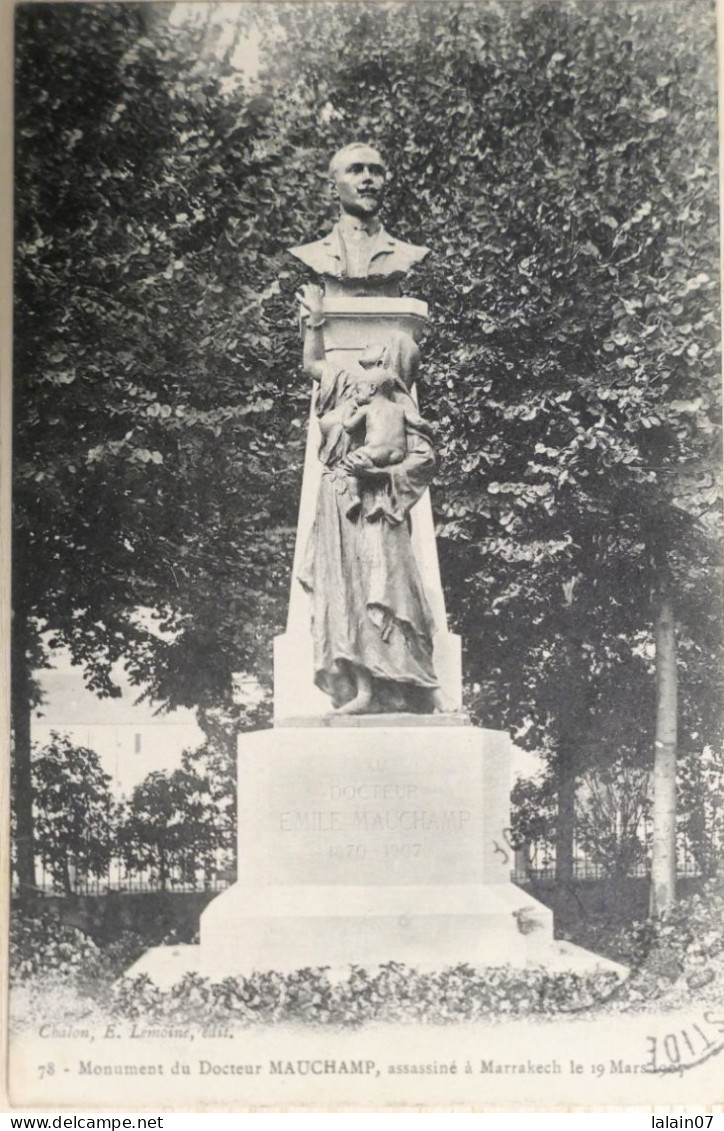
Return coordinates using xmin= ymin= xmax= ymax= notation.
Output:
xmin=24 ymin=734 xmax=235 ymax=892
xmin=10 ymin=906 xmax=105 ymax=984
xmin=29 ymin=733 xmax=117 ymax=894
xmin=119 ymin=749 xmax=234 ymax=889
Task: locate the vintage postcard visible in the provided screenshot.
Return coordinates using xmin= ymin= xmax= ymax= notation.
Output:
xmin=4 ymin=0 xmax=724 ymax=1113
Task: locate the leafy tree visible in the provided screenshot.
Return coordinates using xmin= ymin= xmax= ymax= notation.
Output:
xmin=13 ymin=4 xmax=295 ymax=884
xmin=118 ymin=763 xmax=230 ymax=889
xmin=575 ymin=765 xmax=649 ymax=880
xmin=180 ymin=738 xmax=237 ymax=878
xmin=677 ymin=744 xmax=724 ymax=878
xmin=30 ymin=732 xmax=116 ymax=894
xmin=509 ymin=773 xmax=556 ymax=876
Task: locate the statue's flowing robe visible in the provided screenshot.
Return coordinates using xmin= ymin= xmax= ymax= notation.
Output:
xmin=298 ymin=362 xmax=439 ymax=710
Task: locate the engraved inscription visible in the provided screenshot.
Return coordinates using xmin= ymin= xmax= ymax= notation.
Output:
xmin=279 ymin=811 xmax=343 ymax=832
xmin=352 ymin=810 xmax=471 ymax=832
xmin=331 ymin=783 xmax=417 ymax=801
xmin=384 ymin=843 xmax=422 ymax=859
xmin=272 ymin=769 xmax=477 ymax=877
xmin=278 ymin=804 xmax=471 ymax=837
xmin=328 ymin=844 xmax=366 ymax=859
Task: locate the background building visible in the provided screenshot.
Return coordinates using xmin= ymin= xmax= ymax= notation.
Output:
xmin=33 ymin=655 xmax=204 ymax=799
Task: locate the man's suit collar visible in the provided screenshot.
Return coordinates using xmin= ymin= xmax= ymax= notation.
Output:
xmin=321 ymin=222 xmax=396 ymax=265
xmin=289 ymin=222 xmax=428 ymax=278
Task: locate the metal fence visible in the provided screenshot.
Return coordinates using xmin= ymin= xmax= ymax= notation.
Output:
xmin=510 ymin=836 xmax=713 ymax=884
xmin=27 ymin=857 xmax=234 ymax=896
xmin=21 ymin=841 xmax=714 ymax=897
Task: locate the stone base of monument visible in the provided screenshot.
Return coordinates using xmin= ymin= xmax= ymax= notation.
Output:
xmin=126 ymin=931 xmax=625 ymax=988
xmin=126 ymin=724 xmax=626 ymax=984
xmin=198 ymin=882 xmax=549 ymax=976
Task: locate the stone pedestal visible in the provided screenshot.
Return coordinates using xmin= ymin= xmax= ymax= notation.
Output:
xmin=128 ymin=717 xmax=625 ymax=982
xmin=199 ymin=724 xmax=556 ymax=976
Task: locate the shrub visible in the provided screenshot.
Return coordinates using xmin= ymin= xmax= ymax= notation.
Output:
xmin=10 ymin=905 xmax=103 ymax=984
xmin=9 ymin=904 xmax=148 ymax=988
xmin=109 ymin=962 xmax=622 ymax=1028
xmin=612 ymin=880 xmax=724 ymax=970
xmin=603 ymin=880 xmax=724 ymax=1007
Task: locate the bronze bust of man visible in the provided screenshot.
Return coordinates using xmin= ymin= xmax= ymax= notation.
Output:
xmin=289 ymin=142 xmax=429 ymax=297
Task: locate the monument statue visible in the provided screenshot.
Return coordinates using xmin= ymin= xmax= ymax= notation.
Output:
xmin=289 ymin=142 xmax=429 ymax=297
xmin=130 ymin=143 xmax=623 ymax=986
xmin=282 ymin=142 xmax=455 ymax=716
xmin=296 ymin=281 xmax=446 ymax=715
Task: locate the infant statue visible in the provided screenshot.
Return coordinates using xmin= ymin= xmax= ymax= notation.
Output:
xmin=340 ymin=345 xmax=429 ymax=522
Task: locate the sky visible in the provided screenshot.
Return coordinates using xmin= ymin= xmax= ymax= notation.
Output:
xmin=169 ymin=2 xmax=262 ymax=81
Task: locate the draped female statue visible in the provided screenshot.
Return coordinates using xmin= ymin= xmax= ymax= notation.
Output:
xmin=297 ymin=284 xmax=446 ymax=715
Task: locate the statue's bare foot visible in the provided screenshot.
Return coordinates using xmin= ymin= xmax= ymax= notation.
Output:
xmin=334 ymin=667 xmax=373 ymax=714
xmin=334 ymin=689 xmax=373 ymax=715
xmin=431 ymin=688 xmax=455 ymax=714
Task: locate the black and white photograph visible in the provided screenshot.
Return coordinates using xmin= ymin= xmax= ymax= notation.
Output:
xmin=5 ymin=0 xmax=724 ymax=1111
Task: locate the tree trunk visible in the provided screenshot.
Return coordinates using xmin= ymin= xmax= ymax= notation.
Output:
xmin=650 ymin=590 xmax=678 ymax=915
xmin=553 ymin=588 xmax=585 ymax=886
xmin=514 ymin=844 xmax=530 ymax=882
xmin=555 ymin=746 xmax=576 ymax=883
xmin=11 ymin=606 xmax=36 ymax=893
